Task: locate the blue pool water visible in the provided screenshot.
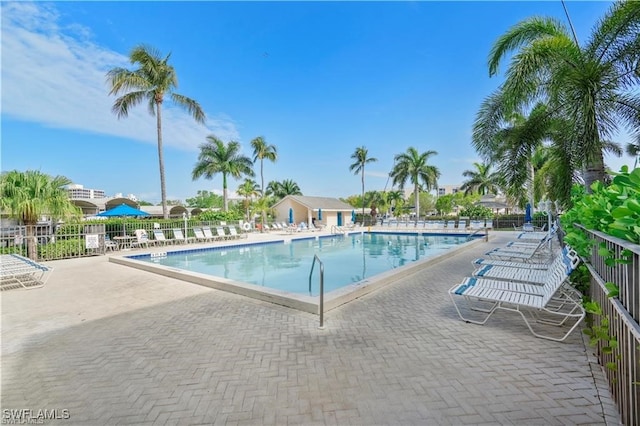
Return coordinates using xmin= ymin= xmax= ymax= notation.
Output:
xmin=131 ymin=233 xmax=472 ymax=295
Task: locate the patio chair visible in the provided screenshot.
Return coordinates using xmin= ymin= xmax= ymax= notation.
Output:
xmin=172 ymin=228 xmax=193 ymax=244
xmin=104 ymin=234 xmax=119 ymax=252
xmin=1 ymin=254 xmax=53 ymax=290
xmin=471 ymin=245 xmax=577 ymax=270
xmin=472 ymin=246 xmax=580 ymax=285
xmin=132 ymin=229 xmax=151 ymax=248
xmin=215 ymin=226 xmax=231 ymax=240
xmin=193 ymin=227 xmax=211 ymax=243
xmin=484 ymin=235 xmax=556 ymax=263
xmin=202 ymin=226 xmax=223 ymax=241
xmin=152 ymin=229 xmax=173 ymax=246
xmin=449 ymin=252 xmax=585 ymax=342
xmin=227 ymin=226 xmax=244 ymax=239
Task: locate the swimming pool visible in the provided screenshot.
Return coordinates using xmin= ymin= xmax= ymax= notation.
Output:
xmin=112 ymin=231 xmax=485 ymax=313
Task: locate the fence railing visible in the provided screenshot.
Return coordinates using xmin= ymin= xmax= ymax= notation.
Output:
xmin=0 ymin=220 xmax=248 ymax=261
xmin=579 ymin=226 xmax=639 ymax=426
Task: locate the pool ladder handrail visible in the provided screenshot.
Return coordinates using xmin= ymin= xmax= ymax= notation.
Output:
xmin=308 ymin=254 xmax=325 ymax=329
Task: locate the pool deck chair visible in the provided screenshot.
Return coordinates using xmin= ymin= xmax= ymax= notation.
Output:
xmin=1 ymin=254 xmax=53 ymax=290
xmin=193 ymin=227 xmax=212 ymax=243
xmin=172 ymin=228 xmax=193 ymax=244
xmin=227 ymin=226 xmax=243 ymax=240
xmin=472 ymin=247 xmax=580 ymax=285
xmin=472 ymin=246 xmax=578 ymax=271
xmin=449 ymin=256 xmax=584 ymax=342
xmin=152 ymin=229 xmax=174 ymax=246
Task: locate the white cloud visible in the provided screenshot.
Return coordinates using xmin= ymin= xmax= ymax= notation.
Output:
xmin=1 ymin=2 xmax=238 ymax=151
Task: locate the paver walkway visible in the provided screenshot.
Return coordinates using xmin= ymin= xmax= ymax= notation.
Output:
xmin=1 ymin=232 xmax=621 ymax=425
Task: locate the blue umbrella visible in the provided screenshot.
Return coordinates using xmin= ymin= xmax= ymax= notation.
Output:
xmin=351 ymin=209 xmax=356 ymax=222
xmin=288 ymin=207 xmax=293 ymax=224
xmin=98 ymin=204 xmax=149 ymax=217
xmin=524 ymin=203 xmax=532 ymax=223
xmin=98 ymin=204 xmax=149 ymax=236
xmin=318 ymin=208 xmax=322 ymax=221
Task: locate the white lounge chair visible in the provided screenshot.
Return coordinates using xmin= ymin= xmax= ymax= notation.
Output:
xmin=192 ymin=227 xmax=211 ymax=243
xmin=472 ymin=247 xmax=580 ymax=285
xmin=1 ymin=254 xmax=53 ymax=290
xmin=215 ymin=226 xmax=231 ymax=240
xmin=104 ymin=234 xmax=119 ymax=252
xmin=132 ymin=229 xmax=152 ymax=248
xmin=449 ymin=256 xmax=585 ymax=342
xmin=172 ymin=228 xmax=192 ymax=244
xmin=227 ymin=226 xmax=243 ymax=239
xmin=152 ymin=229 xmax=173 ymax=245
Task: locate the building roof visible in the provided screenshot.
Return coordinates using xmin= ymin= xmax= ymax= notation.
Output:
xmin=274 ymin=195 xmax=355 ymax=211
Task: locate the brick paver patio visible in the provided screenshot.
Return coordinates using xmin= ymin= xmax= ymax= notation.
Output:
xmin=1 ymin=231 xmax=621 ymax=425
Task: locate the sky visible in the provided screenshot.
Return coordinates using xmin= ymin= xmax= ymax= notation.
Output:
xmin=1 ymin=1 xmax=634 ymax=204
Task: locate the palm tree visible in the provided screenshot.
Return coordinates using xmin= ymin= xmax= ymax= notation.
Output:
xmin=460 ymin=162 xmax=501 ymax=196
xmin=0 ymin=170 xmax=80 ymax=260
xmin=192 ymin=136 xmax=254 ymax=211
xmin=386 ymin=190 xmax=404 ymax=217
xmin=390 ymin=147 xmax=440 ymax=223
xmin=487 ymin=2 xmax=640 ymax=191
xmin=349 ymin=146 xmax=378 ymax=218
xmin=236 ymin=179 xmax=261 ymax=222
xmin=107 ymin=45 xmax=205 ymax=219
xmin=251 ymin=136 xmax=277 ymax=230
xmin=626 ymin=136 xmax=640 ymax=168
xmin=265 ymin=179 xmax=302 ymax=199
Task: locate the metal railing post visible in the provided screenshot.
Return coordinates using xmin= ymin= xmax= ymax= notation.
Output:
xmin=309 ymin=254 xmax=325 ymax=329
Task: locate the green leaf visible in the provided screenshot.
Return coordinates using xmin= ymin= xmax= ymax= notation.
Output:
xmin=604 ymin=282 xmax=619 ymax=298
xmin=611 ymin=206 xmax=633 ymax=218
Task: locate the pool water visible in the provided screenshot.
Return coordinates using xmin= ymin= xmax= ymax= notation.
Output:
xmin=134 ymin=233 xmax=469 ymax=295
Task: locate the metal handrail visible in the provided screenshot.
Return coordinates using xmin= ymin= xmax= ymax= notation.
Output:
xmin=308 ymin=254 xmax=325 ymax=329
xmin=466 ymin=227 xmax=488 ymax=242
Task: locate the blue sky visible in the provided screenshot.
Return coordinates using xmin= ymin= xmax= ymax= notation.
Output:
xmin=1 ymin=1 xmax=632 ymax=204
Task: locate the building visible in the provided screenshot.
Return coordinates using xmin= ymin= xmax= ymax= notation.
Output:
xmin=437 ymin=184 xmax=462 ymax=196
xmin=272 ymin=196 xmax=356 ymax=228
xmin=66 ymin=184 xmax=105 ymax=199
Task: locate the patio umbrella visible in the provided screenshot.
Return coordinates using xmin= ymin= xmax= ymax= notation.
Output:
xmin=288 ymin=208 xmax=293 ymax=224
xmin=98 ymin=204 xmax=149 ymax=235
xmin=317 ymin=208 xmax=322 ymax=221
xmin=351 ymin=210 xmax=356 ymax=223
xmin=524 ymin=203 xmax=532 ymax=223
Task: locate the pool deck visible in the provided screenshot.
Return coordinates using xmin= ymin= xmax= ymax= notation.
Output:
xmin=1 ymin=230 xmax=622 ymax=425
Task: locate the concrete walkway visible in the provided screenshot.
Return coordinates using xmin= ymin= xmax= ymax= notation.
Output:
xmin=1 ymin=231 xmax=621 ymax=425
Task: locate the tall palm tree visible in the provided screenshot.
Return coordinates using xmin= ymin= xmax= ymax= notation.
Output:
xmin=390 ymin=147 xmax=440 ymax=223
xmin=192 ymin=136 xmax=254 ymax=211
xmin=0 ymin=170 xmax=80 ymax=260
xmin=250 ymin=137 xmax=278 ymax=195
xmin=107 ymin=44 xmax=205 ymax=219
xmin=487 ymin=2 xmax=640 ymax=191
xmin=236 ymin=179 xmax=261 ymax=222
xmin=349 ymin=146 xmax=378 ymax=218
xmin=265 ymin=179 xmax=302 ymax=199
xmin=251 ymin=136 xmax=277 ymax=230
xmin=460 ymin=162 xmax=501 ymax=196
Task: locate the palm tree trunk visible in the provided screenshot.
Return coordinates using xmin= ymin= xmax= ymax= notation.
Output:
xmin=583 ymin=151 xmax=607 ymax=193
xmin=26 ymin=224 xmax=37 ymax=260
xmin=361 ymin=170 xmax=365 ymax=220
xmin=260 ymin=160 xmax=266 ymax=232
xmin=223 ymin=173 xmax=228 ymax=211
xmin=156 ymin=101 xmax=169 ymax=219
xmin=414 ymin=184 xmax=419 ymax=224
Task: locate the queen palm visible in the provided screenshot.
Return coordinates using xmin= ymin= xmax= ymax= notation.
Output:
xmin=385 ymin=190 xmax=404 ymax=217
xmin=251 ymin=137 xmax=277 ymax=230
xmin=487 ymin=2 xmax=640 ymax=191
xmin=237 ymin=179 xmax=261 ymax=222
xmin=460 ymin=162 xmax=501 ymax=196
xmin=265 ymin=179 xmax=302 ymax=199
xmin=0 ymin=170 xmax=80 ymax=260
xmin=107 ymin=45 xmax=205 ymax=219
xmin=349 ymin=146 xmax=378 ymax=218
xmin=390 ymin=147 xmax=440 ymax=223
xmin=192 ymin=136 xmax=255 ymax=211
